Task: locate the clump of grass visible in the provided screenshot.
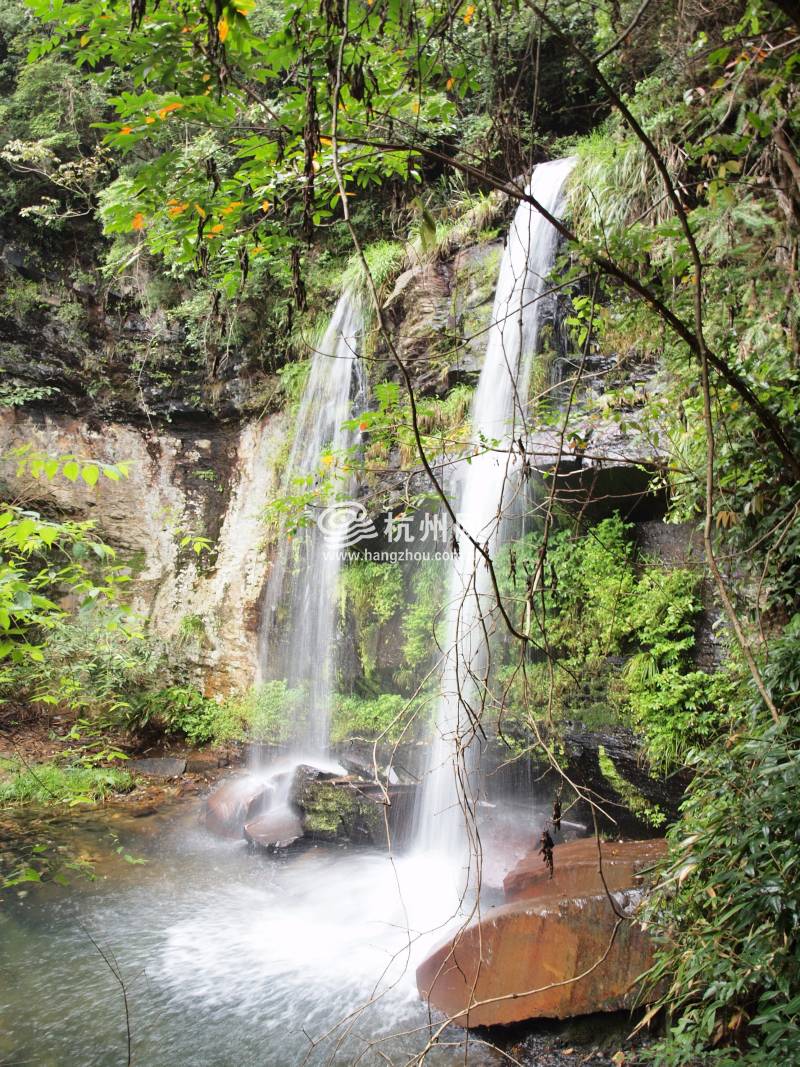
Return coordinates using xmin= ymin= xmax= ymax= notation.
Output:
xmin=341 ymin=240 xmax=407 ymax=301
xmin=0 ymin=759 xmax=134 ymax=806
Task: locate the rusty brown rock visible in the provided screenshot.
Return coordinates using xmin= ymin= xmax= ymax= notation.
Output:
xmin=504 ymin=837 xmax=666 ymax=904
xmin=202 ymin=776 xmax=270 ymax=838
xmin=416 ymin=890 xmax=655 ymax=1026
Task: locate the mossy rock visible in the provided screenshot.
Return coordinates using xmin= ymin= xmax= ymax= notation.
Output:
xmin=292 ymin=769 xmax=385 ymax=844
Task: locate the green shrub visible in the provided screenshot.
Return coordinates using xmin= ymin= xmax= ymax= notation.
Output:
xmin=234 ymin=680 xmax=307 ymax=745
xmin=339 ymin=561 xmax=404 ymax=680
xmin=644 ymin=717 xmax=800 ymax=1064
xmin=331 ymin=691 xmax=422 ymax=743
xmin=494 ymin=515 xmax=727 ymax=766
xmin=160 ymin=687 xmax=240 ymax=745
xmin=398 ymin=560 xmax=447 ymax=685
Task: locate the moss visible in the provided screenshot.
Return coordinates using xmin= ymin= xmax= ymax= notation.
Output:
xmin=598 ymin=745 xmax=666 ymax=828
xmin=299 ymin=779 xmax=383 ymax=842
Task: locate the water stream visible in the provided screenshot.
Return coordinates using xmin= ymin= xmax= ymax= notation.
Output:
xmin=256 ymin=291 xmax=365 ymax=755
xmin=413 ymin=158 xmax=576 ymax=867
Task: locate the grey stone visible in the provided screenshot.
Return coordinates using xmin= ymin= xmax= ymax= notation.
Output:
xmin=128 ymin=756 xmax=187 ymax=779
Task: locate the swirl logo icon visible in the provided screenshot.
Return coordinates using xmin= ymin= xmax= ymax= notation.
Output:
xmin=317 ymin=501 xmax=379 ymax=549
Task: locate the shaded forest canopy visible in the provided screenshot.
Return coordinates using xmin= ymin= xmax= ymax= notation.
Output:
xmin=1 ymin=0 xmax=800 ymax=1062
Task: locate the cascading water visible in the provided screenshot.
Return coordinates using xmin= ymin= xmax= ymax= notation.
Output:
xmin=256 ymin=290 xmax=364 ymax=756
xmin=414 ymin=157 xmax=576 ymax=866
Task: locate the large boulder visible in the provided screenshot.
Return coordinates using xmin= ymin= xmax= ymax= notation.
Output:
xmin=202 ymin=763 xmax=406 ymax=847
xmin=416 ymin=837 xmax=665 ymax=1026
xmin=416 ymin=889 xmax=654 ymax=1026
xmin=504 ymin=837 xmax=666 ymax=904
xmin=291 ymin=765 xmax=385 ymax=845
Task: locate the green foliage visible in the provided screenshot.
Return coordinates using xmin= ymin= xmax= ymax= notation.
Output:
xmin=276 ymin=359 xmax=312 ymax=406
xmin=0 ymin=381 xmax=57 ymax=408
xmin=597 ymin=745 xmax=665 ymax=829
xmin=331 ymin=691 xmax=416 ymax=743
xmin=232 ymin=680 xmax=307 ymax=745
xmin=0 ymin=502 xmax=130 ymax=681
xmin=340 ymin=560 xmax=403 ymax=626
xmin=566 ymin=1 xmax=800 ymax=620
xmin=339 ymin=560 xmax=403 ymax=680
xmin=0 ymin=758 xmax=133 ymax=806
xmin=645 ymin=718 xmax=800 ymax=1064
xmin=341 ymin=240 xmax=405 ymax=302
xmin=496 ymin=516 xmax=726 ymax=766
xmin=399 ymin=560 xmax=447 ymax=681
xmin=164 ymin=688 xmax=241 ymax=745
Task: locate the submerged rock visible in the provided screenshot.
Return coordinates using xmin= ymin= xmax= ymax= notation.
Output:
xmin=416 ymin=838 xmax=664 ymax=1026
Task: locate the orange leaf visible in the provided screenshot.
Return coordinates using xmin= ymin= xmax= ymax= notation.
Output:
xmin=131 ymin=212 xmax=146 ymax=231
xmin=218 ymin=15 xmax=229 ymax=42
xmin=209 ymin=223 xmax=224 ymax=233
xmin=463 ymin=3 xmax=475 ymax=23
xmin=158 ymin=102 xmax=184 ymax=120
xmin=146 ymin=116 xmax=156 ymax=124
xmin=119 ymin=126 xmax=133 ymax=135
xmin=446 ymin=77 xmax=454 ymax=90
xmin=194 ymin=204 xmax=207 ymax=219
xmin=167 ymin=202 xmax=188 ymax=218
xmin=261 ymin=200 xmax=271 ymax=213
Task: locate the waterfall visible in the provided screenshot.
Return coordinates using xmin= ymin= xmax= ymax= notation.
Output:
xmin=256 ymin=290 xmax=364 ymax=755
xmin=414 ymin=158 xmax=575 ymax=864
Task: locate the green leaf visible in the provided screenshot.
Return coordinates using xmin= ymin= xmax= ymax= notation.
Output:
xmin=81 ymin=465 xmax=100 ymax=487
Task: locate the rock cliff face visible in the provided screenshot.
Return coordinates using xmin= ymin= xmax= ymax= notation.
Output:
xmin=0 ymin=235 xmax=511 ymax=694
xmin=0 ymin=405 xmax=287 ymax=692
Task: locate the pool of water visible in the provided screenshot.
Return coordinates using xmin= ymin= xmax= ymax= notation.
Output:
xmin=0 ymin=796 xmax=532 ymax=1066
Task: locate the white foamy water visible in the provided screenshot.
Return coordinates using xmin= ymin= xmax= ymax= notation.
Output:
xmin=1 ymin=819 xmax=500 ymax=1067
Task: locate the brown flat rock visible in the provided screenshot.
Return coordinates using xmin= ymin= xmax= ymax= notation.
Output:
xmin=416 ymin=890 xmax=655 ymax=1026
xmin=202 ymin=777 xmax=270 ymax=838
xmin=504 ymin=837 xmax=666 ymax=904
xmin=244 ymin=806 xmax=304 ymax=849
